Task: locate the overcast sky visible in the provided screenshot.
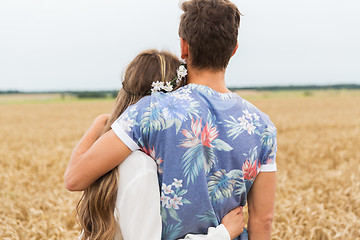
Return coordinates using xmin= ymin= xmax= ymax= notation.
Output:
xmin=0 ymin=0 xmax=359 ymax=91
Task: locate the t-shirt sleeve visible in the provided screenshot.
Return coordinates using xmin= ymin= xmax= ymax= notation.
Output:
xmin=259 ymin=123 xmax=277 ymax=172
xmin=111 ymin=97 xmax=151 ymax=151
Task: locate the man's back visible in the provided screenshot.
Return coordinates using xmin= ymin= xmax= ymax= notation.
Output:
xmin=111 ymin=83 xmax=277 ymax=240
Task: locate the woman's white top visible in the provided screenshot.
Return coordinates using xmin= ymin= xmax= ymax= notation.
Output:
xmin=114 ymin=150 xmax=230 ymax=240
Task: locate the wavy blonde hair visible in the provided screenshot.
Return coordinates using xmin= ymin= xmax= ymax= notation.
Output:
xmin=76 ymin=49 xmax=182 ymax=240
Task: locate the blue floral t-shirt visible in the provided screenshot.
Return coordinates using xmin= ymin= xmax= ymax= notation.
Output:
xmin=111 ymin=84 xmax=277 ymax=240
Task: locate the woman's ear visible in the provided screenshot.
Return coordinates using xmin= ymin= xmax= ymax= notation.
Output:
xmin=180 ymin=38 xmax=189 ymax=60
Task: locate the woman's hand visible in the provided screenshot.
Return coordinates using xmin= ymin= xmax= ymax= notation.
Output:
xmin=94 ymin=113 xmax=110 ymax=125
xmin=91 ymin=114 xmax=110 ymax=138
xmin=221 ymin=206 xmax=245 ymax=239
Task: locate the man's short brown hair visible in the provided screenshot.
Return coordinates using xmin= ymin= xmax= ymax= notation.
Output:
xmin=179 ymin=0 xmax=241 ymax=70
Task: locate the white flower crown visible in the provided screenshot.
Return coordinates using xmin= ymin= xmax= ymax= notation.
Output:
xmin=151 ymin=64 xmax=187 ymax=93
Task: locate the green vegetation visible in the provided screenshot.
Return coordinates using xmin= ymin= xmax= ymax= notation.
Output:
xmin=228 ymin=84 xmax=360 ymax=92
xmin=1 ymin=85 xmax=360 ymax=104
xmin=73 ymin=91 xmax=118 ymax=99
xmin=0 ymin=90 xmax=118 ymax=98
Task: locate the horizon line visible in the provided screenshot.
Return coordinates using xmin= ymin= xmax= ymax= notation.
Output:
xmin=1 ymin=83 xmax=360 ymax=93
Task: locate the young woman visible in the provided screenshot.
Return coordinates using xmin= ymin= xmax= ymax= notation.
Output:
xmin=73 ymin=49 xmax=245 ymax=240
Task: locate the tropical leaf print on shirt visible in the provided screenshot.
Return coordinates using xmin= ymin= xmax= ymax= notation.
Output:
xmin=160 ymin=178 xmax=191 ymax=240
xmin=142 ymin=146 xmax=164 ymax=174
xmin=160 ymin=178 xmax=191 ymax=223
xmin=140 ymin=92 xmax=200 ymax=135
xmin=207 ymin=169 xmax=245 ymax=203
xmin=241 ymin=146 xmax=261 ymax=192
xmin=161 ymin=222 xmax=182 ymax=240
xmin=160 ymin=92 xmax=200 ymax=133
xmin=260 ymin=125 xmax=277 ymax=164
xmin=113 ymin=84 xmax=277 ymax=240
xmin=224 ymin=109 xmax=262 ymax=140
xmin=140 ymin=101 xmax=166 ymax=135
xmin=115 ymin=105 xmax=138 ymax=133
xmin=196 ymin=210 xmax=218 ymax=226
xmin=242 ymin=147 xmax=259 ymax=182
xmin=179 ymin=113 xmax=233 ymax=185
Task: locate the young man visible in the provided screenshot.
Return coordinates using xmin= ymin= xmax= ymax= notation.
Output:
xmin=65 ymin=0 xmax=277 ymax=239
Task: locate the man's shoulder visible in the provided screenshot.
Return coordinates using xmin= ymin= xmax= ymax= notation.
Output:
xmin=239 ymin=98 xmax=275 ymax=125
xmin=124 ymin=95 xmax=152 ymax=111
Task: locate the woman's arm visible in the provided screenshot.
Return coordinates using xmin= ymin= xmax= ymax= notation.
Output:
xmin=182 ymin=206 xmax=244 ymax=240
xmin=247 ymin=172 xmax=276 ymax=240
xmin=64 ymin=114 xmax=131 ymax=191
xmin=182 ymin=224 xmax=230 ymax=240
xmin=65 ymin=114 xmax=109 ymax=174
xmin=183 ymin=207 xmax=245 ymax=240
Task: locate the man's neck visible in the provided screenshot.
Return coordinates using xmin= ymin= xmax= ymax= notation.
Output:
xmin=187 ymin=65 xmax=231 ymax=93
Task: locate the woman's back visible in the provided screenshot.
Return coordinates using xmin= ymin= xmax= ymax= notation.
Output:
xmin=115 ymin=150 xmax=162 ymax=240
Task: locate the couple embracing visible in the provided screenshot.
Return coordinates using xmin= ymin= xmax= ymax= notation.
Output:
xmin=65 ymin=0 xmax=277 ymax=239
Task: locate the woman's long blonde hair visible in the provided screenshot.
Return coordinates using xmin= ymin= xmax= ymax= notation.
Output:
xmin=76 ymin=49 xmax=182 ymax=240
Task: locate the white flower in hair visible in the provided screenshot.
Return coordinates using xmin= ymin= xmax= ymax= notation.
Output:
xmin=162 ymin=82 xmax=173 ymax=92
xmin=177 ymin=65 xmax=187 ymax=78
xmin=151 ymin=81 xmax=164 ymax=92
xmin=176 ymin=65 xmax=187 ymax=85
xmin=150 ymin=64 xmax=187 ymax=93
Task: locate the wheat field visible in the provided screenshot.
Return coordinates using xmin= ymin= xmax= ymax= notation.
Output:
xmin=1 ymin=90 xmax=359 ymax=239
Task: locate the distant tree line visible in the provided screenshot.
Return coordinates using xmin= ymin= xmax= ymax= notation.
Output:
xmin=0 ymin=90 xmax=22 ymax=94
xmin=1 ymin=84 xmax=359 ymax=97
xmin=228 ymin=84 xmax=360 ymax=92
xmin=0 ymin=90 xmax=119 ymax=99
xmin=72 ymin=91 xmax=118 ymax=99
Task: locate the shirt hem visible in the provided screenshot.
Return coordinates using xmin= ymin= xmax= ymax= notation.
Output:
xmin=259 ymin=163 xmax=277 ymax=172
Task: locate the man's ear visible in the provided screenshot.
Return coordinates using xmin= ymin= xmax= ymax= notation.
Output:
xmin=231 ymin=42 xmax=239 ymax=57
xmin=180 ymin=38 xmax=189 ymax=60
